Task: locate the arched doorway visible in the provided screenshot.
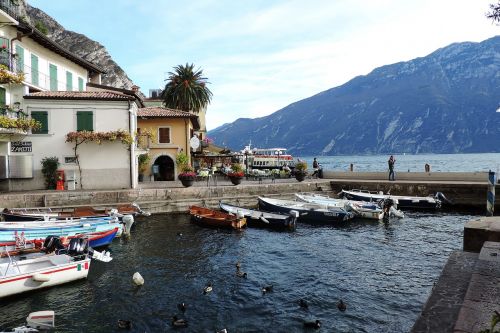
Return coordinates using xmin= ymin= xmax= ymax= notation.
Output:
xmin=153 ymin=155 xmax=175 ymax=181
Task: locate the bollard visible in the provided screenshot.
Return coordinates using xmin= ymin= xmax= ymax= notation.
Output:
xmin=350 ymin=163 xmax=354 ymax=172
xmin=487 ymin=170 xmax=496 ymax=216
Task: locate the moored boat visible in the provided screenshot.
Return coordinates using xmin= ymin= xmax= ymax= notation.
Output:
xmin=258 ymin=197 xmax=354 ymax=224
xmin=339 ymin=189 xmax=446 ymax=210
xmin=0 ymin=220 xmax=123 ymax=242
xmin=0 ymin=237 xmax=112 ymax=298
xmin=189 ymin=206 xmax=246 ymax=230
xmin=1 ymin=203 xmax=150 ymax=222
xmin=219 ymin=202 xmax=298 ymax=230
xmin=0 ymin=227 xmax=119 ymax=257
xmin=295 ymin=192 xmax=404 ymax=220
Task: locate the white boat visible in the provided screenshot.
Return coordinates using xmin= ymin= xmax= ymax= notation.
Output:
xmin=0 ymin=310 xmax=55 ymax=333
xmin=339 ymin=189 xmax=447 ymax=210
xmin=239 ymin=144 xmax=294 ymax=170
xmin=295 ymin=193 xmax=404 ymax=220
xmin=0 ymin=237 xmax=112 ymax=298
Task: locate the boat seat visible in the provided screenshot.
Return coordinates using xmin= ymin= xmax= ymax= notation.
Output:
xmin=49 ymin=255 xmax=70 ymax=266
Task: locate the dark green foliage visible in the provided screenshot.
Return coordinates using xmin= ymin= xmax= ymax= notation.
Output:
xmin=486 ymin=2 xmax=500 ymax=24
xmin=161 ymin=63 xmax=213 ymax=112
xmin=34 ymin=21 xmax=49 ymax=35
xmin=41 ymin=157 xmax=59 ymax=189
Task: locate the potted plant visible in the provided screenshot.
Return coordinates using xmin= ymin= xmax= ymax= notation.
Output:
xmin=176 ymin=152 xmax=195 ymax=187
xmin=227 ymin=163 xmax=244 ymax=185
xmin=294 ymin=160 xmax=308 ymax=182
xmin=138 ymin=153 xmax=151 ymax=182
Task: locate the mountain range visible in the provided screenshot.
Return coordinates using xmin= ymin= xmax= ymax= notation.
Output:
xmin=209 ymin=36 xmax=500 ymax=155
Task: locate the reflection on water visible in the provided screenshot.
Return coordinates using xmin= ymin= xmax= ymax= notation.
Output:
xmin=0 ymin=212 xmax=470 ymax=332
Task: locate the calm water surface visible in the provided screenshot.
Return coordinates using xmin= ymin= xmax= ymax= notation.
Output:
xmin=300 ymin=153 xmax=500 ymax=173
xmin=0 ymin=212 xmax=472 ymax=332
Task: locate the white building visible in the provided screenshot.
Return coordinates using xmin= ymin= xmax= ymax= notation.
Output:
xmin=0 ymin=3 xmax=141 ymax=191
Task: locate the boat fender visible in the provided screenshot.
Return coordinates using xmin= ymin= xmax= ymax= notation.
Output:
xmin=122 ymin=215 xmax=134 ymax=236
xmin=236 ymin=210 xmax=244 ymax=219
xmin=32 ymin=273 xmax=50 ymax=282
xmin=132 ymin=272 xmax=144 ymax=286
xmin=289 ymin=210 xmax=299 ymax=218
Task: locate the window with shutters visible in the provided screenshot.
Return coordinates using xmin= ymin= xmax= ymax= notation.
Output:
xmin=15 ymin=45 xmax=24 ymax=73
xmin=66 ymin=71 xmax=73 ymax=91
xmin=0 ymin=38 xmax=9 ymax=68
xmin=158 ymin=127 xmax=171 ymax=144
xmin=78 ymin=77 xmax=84 ymax=91
xmin=49 ymin=63 xmax=57 ymax=91
xmin=31 ymin=111 xmax=48 ymax=134
xmin=31 ymin=54 xmax=39 ymax=86
xmin=76 ymin=111 xmax=93 ymax=131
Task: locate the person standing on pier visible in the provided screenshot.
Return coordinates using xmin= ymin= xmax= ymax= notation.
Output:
xmin=388 ymin=155 xmax=396 ymax=181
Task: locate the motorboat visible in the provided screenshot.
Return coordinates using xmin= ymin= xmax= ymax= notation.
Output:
xmin=0 ymin=310 xmax=55 ymax=332
xmin=258 ymin=197 xmax=354 ymax=224
xmin=0 ymin=227 xmax=120 ymax=258
xmin=339 ymin=189 xmax=448 ymax=210
xmin=0 ymin=236 xmax=112 ymax=298
xmin=219 ymin=202 xmax=298 ymax=230
xmin=1 ymin=203 xmax=150 ymax=222
xmin=295 ymin=193 xmax=404 ymax=220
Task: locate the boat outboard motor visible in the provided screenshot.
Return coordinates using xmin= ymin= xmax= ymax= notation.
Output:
xmin=381 ymin=198 xmax=395 ymax=221
xmin=435 ymin=192 xmax=452 ymax=207
xmin=67 ymin=238 xmax=89 ymax=256
xmin=42 ymin=236 xmax=64 ymax=254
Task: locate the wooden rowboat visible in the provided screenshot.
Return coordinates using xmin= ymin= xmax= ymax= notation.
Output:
xmin=189 ymin=206 xmax=246 ymax=230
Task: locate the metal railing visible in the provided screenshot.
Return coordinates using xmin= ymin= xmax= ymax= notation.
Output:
xmin=0 ymin=50 xmax=76 ymax=91
xmin=0 ymin=0 xmax=19 ymax=21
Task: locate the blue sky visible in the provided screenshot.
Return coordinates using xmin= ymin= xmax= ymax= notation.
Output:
xmin=29 ymin=0 xmax=498 ymax=130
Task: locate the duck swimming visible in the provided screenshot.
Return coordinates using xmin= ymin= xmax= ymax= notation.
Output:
xmin=171 ymin=315 xmax=188 ymax=328
xmin=303 ymin=319 xmax=321 ymax=329
xmin=117 ymin=319 xmax=132 ymax=329
xmin=261 ymin=285 xmax=273 ymax=294
xmin=298 ymin=299 xmax=309 ymax=309
xmin=177 ymin=303 xmax=187 ymax=313
xmin=337 ymin=299 xmax=347 ymax=312
xmin=203 ymin=282 xmax=213 ymax=294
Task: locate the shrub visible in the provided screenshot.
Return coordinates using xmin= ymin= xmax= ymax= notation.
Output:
xmin=138 ymin=153 xmax=150 ymax=173
xmin=295 ymin=161 xmax=307 ymax=172
xmin=41 ymin=157 xmax=59 ymax=189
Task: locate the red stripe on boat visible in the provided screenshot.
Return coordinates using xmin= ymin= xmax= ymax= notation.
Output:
xmin=0 ymin=265 xmax=82 ymax=284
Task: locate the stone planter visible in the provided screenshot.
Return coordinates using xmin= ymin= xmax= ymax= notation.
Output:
xmin=295 ymin=171 xmax=306 ymax=182
xmin=229 ymin=176 xmax=243 ymax=185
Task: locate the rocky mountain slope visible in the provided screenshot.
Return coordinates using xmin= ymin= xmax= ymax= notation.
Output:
xmin=209 ymin=36 xmax=500 ymax=155
xmin=21 ymin=1 xmax=135 ymax=90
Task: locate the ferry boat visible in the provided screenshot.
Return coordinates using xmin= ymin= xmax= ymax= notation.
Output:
xmin=239 ymin=144 xmax=294 ymax=170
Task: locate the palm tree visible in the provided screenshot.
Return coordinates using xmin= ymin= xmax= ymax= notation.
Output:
xmin=161 ymin=63 xmax=213 ymax=112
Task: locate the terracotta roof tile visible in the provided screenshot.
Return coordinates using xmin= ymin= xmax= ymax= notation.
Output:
xmin=138 ymin=107 xmax=196 ymax=118
xmin=24 ymin=91 xmax=135 ymax=101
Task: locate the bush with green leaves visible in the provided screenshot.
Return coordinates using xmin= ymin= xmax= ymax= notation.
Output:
xmin=41 ymin=157 xmax=59 ymax=189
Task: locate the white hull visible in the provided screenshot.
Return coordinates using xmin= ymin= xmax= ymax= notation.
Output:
xmin=0 ymin=254 xmax=90 ymax=298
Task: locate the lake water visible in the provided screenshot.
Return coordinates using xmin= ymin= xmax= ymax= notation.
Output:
xmin=300 ymin=153 xmax=500 ymax=173
xmin=0 ymin=212 xmax=473 ymax=332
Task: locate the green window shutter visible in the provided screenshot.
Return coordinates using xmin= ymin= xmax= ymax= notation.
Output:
xmin=49 ymin=64 xmax=57 ymax=91
xmin=31 ymin=111 xmax=48 ymax=134
xmin=77 ymin=111 xmax=93 ymax=131
xmin=78 ymin=77 xmax=84 ymax=91
xmin=66 ymin=71 xmax=73 ymax=91
xmin=31 ymin=54 xmax=39 ymax=86
xmin=0 ymin=87 xmax=5 ymax=109
xmin=15 ymin=45 xmax=24 ymax=73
